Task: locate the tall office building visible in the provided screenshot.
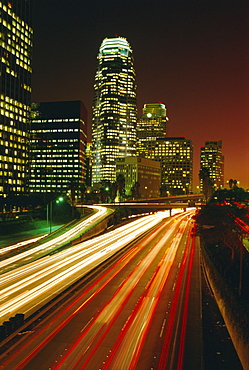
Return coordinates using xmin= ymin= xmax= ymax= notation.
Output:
xmin=200 ymin=140 xmax=224 ymax=189
xmin=92 ymin=36 xmax=137 ymax=185
xmin=153 ymin=137 xmax=193 ymax=195
xmin=137 ymin=102 xmax=168 ymax=159
xmin=29 ymin=101 xmax=87 ymax=195
xmin=0 ymin=0 xmax=33 ymax=197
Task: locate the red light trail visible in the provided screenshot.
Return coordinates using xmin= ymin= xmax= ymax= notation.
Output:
xmin=1 ymin=209 xmax=202 ymax=370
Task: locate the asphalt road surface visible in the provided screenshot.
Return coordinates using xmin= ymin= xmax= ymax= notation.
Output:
xmin=1 ymin=209 xmax=205 ymax=369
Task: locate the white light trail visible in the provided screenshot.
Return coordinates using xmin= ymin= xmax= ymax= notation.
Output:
xmin=0 ymin=206 xmax=110 ymax=270
xmin=0 ymin=235 xmax=48 ymax=255
xmin=0 ymin=209 xmax=177 ymax=324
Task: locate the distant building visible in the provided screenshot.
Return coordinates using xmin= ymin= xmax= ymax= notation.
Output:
xmin=137 ymin=102 xmax=168 ymax=159
xmin=153 ymin=137 xmax=193 ymax=195
xmin=116 ymin=156 xmax=161 ymax=199
xmin=92 ymin=37 xmax=137 ymax=185
xmin=0 ymin=0 xmax=33 ymax=197
xmin=200 ymin=140 xmax=224 ymax=189
xmin=29 ymin=101 xmax=87 ymax=195
xmin=85 ymin=142 xmax=92 ymax=187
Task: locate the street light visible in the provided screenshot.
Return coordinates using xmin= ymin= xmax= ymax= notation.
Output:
xmin=47 ymin=197 xmax=64 ymax=233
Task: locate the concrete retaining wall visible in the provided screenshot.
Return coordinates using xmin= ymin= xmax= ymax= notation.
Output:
xmin=203 ymin=253 xmax=249 ymax=370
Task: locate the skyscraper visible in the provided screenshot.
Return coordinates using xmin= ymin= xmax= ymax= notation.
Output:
xmin=92 ymin=37 xmax=137 ymax=185
xmin=153 ymin=137 xmax=193 ymax=195
xmin=137 ymin=102 xmax=168 ymax=158
xmin=30 ymin=101 xmax=87 ymax=196
xmin=0 ymin=0 xmax=33 ymax=197
xmin=200 ymin=140 xmax=224 ymax=189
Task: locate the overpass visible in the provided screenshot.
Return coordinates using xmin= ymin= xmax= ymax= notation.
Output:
xmin=98 ymin=194 xmax=204 ymax=213
xmin=125 ymin=193 xmax=204 ymax=203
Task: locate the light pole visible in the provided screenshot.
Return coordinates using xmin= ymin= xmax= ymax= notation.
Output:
xmin=47 ymin=197 xmax=64 ymax=233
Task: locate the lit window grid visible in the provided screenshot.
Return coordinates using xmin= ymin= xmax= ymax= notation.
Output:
xmin=153 ymin=139 xmax=193 ymax=193
xmin=92 ymin=38 xmax=137 ymax=184
xmin=0 ymin=1 xmax=33 ymax=196
xmin=29 ymin=118 xmax=86 ymax=193
xmin=200 ymin=144 xmax=224 ymax=189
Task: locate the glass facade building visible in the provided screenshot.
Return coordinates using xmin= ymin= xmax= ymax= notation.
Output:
xmin=0 ymin=0 xmax=33 ymax=197
xmin=29 ymin=101 xmax=87 ymax=195
xmin=137 ymin=102 xmax=168 ymax=158
xmin=200 ymin=140 xmax=224 ymax=189
xmin=92 ymin=37 xmax=137 ymax=185
xmin=153 ymin=137 xmax=193 ymax=195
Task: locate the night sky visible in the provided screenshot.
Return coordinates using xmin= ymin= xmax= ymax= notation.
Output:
xmin=32 ymin=0 xmax=249 ymax=190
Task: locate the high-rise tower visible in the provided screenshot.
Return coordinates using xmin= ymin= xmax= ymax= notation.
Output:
xmin=0 ymin=1 xmax=33 ymax=197
xmin=137 ymin=102 xmax=168 ymax=158
xmin=200 ymin=140 xmax=224 ymax=189
xmin=30 ymin=101 xmax=87 ymax=195
xmin=153 ymin=137 xmax=193 ymax=195
xmin=92 ymin=37 xmax=137 ymax=185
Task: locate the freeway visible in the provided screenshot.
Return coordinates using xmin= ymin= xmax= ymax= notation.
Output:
xmin=0 ymin=208 xmax=202 ymax=369
xmin=0 ymin=235 xmax=48 ymax=256
xmin=0 ymin=209 xmax=175 ymax=325
xmin=0 ymin=205 xmax=112 ymax=274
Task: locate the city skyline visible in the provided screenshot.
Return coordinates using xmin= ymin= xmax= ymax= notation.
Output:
xmin=32 ymin=0 xmax=249 ymax=189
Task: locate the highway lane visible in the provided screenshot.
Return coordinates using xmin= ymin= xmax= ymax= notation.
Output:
xmin=0 ymin=235 xmax=48 ymax=256
xmin=51 ymin=216 xmax=188 ymax=370
xmin=101 ymin=218 xmax=191 ymax=370
xmin=0 ymin=209 xmax=202 ymax=370
xmin=0 ymin=205 xmax=112 ymax=273
xmin=157 ymin=222 xmax=196 ymax=369
xmin=0 ymin=210 xmax=174 ymax=325
xmin=234 ymin=216 xmax=249 ymax=234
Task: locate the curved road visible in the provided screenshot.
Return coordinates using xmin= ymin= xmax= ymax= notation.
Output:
xmin=1 ymin=208 xmax=202 ymax=370
xmin=0 ymin=210 xmax=171 ymax=324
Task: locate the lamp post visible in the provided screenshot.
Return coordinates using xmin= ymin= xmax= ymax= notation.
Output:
xmin=47 ymin=196 xmax=64 ymax=233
